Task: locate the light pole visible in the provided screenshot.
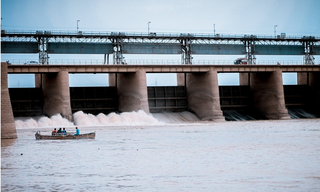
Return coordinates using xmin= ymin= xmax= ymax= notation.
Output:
xmin=274 ymin=25 xmax=277 ymax=37
xmin=77 ymin=20 xmax=80 ymax=32
xmin=148 ymin=21 xmax=151 ymax=34
xmin=213 ymin=23 xmax=216 ymax=36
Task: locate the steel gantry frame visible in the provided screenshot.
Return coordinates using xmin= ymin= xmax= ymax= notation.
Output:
xmin=303 ymin=41 xmax=315 ymax=65
xmin=1 ymin=30 xmax=319 ymax=65
xmin=181 ymin=37 xmax=192 ymax=64
xmin=38 ymin=36 xmax=49 ymax=64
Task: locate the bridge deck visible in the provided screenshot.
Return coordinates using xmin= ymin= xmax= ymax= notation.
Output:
xmin=7 ymin=64 xmax=320 ymax=73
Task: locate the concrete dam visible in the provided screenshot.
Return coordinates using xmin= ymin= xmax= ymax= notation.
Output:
xmin=2 ymin=62 xmax=320 ymax=139
xmin=2 ymin=30 xmax=320 ymax=138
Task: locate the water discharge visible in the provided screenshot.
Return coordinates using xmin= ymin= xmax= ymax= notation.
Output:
xmin=14 ymin=109 xmax=318 ymax=128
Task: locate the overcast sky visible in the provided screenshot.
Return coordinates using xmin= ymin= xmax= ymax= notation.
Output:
xmin=2 ymin=0 xmax=320 ymax=87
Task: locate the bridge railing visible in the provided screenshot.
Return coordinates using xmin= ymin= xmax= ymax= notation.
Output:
xmin=2 ymin=59 xmax=317 ymax=65
xmin=2 ymin=30 xmax=319 ymax=40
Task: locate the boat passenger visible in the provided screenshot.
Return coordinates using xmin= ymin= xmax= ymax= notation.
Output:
xmin=62 ymin=128 xmax=67 ymax=135
xmin=52 ymin=128 xmax=57 ymax=136
xmin=57 ymin=128 xmax=62 ymax=135
xmin=74 ymin=127 xmax=80 ymax=135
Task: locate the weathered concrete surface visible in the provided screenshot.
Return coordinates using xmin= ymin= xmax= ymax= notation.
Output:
xmin=239 ymin=73 xmax=249 ymax=86
xmin=42 ymin=70 xmax=73 ymax=121
xmin=250 ymin=70 xmax=290 ymax=120
xmin=1 ymin=62 xmax=17 ymax=139
xmin=186 ymin=70 xmax=225 ymax=121
xmin=117 ymin=70 xmax=150 ymax=113
xmin=108 ymin=73 xmax=116 ymax=86
xmin=8 ymin=65 xmax=320 ymax=74
xmin=177 ymin=73 xmax=185 ymax=86
xmin=34 ymin=74 xmax=42 ymax=88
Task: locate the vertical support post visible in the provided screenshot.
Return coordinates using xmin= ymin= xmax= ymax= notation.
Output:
xmin=113 ymin=37 xmax=123 ymax=64
xmin=303 ymin=39 xmax=315 ymax=65
xmin=177 ymin=73 xmax=185 ymax=86
xmin=250 ymin=70 xmax=290 ymax=119
xmin=181 ymin=37 xmax=192 ymax=64
xmin=186 ymin=70 xmax=225 ymax=121
xmin=38 ymin=36 xmax=49 ymax=65
xmin=1 ymin=62 xmax=17 ymax=139
xmin=42 ymin=70 xmax=73 ymax=121
xmin=117 ymin=70 xmax=149 ymax=113
xmin=244 ymin=36 xmax=256 ymax=65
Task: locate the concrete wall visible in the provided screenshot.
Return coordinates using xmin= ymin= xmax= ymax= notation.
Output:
xmin=250 ymin=70 xmax=290 ymax=119
xmin=177 ymin=73 xmax=185 ymax=86
xmin=239 ymin=73 xmax=249 ymax=86
xmin=1 ymin=62 xmax=17 ymax=139
xmin=42 ymin=70 xmax=73 ymax=121
xmin=34 ymin=74 xmax=42 ymax=88
xmin=186 ymin=70 xmax=225 ymax=121
xmin=117 ymin=70 xmax=150 ymax=113
xmin=108 ymin=73 xmax=116 ymax=86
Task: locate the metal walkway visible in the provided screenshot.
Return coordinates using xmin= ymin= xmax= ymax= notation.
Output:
xmin=2 ymin=30 xmax=320 ymax=65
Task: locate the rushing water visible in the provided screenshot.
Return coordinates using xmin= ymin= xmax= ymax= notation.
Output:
xmin=2 ymin=113 xmax=320 ymax=192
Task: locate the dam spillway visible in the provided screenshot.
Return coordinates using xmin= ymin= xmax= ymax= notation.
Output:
xmin=2 ymin=63 xmax=320 ymax=138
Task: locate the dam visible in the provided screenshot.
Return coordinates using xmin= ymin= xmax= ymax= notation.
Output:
xmin=2 ymin=63 xmax=320 ymax=139
xmin=1 ymin=30 xmax=320 ymax=138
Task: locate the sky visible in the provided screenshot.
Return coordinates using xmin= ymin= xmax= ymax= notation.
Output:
xmin=1 ymin=0 xmax=320 ymax=87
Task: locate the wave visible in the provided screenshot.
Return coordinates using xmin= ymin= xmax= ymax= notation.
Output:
xmin=15 ymin=113 xmax=74 ymax=128
xmin=15 ymin=110 xmax=164 ymax=128
xmin=73 ymin=110 xmax=163 ymax=126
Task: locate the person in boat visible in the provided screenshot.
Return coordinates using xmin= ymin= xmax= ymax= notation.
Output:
xmin=52 ymin=128 xmax=57 ymax=136
xmin=74 ymin=127 xmax=80 ymax=135
xmin=57 ymin=128 xmax=62 ymax=135
xmin=62 ymin=128 xmax=67 ymax=135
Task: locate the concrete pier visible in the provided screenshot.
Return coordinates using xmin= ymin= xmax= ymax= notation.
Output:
xmin=250 ymin=70 xmax=290 ymax=119
xmin=1 ymin=62 xmax=17 ymax=139
xmin=177 ymin=73 xmax=185 ymax=86
xmin=35 ymin=74 xmax=42 ymax=88
xmin=108 ymin=73 xmax=116 ymax=86
xmin=117 ymin=70 xmax=150 ymax=113
xmin=42 ymin=70 xmax=73 ymax=120
xmin=186 ymin=70 xmax=225 ymax=121
xmin=239 ymin=73 xmax=249 ymax=86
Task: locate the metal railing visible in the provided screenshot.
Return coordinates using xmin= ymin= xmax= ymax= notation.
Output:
xmin=2 ymin=30 xmax=320 ymax=40
xmin=2 ymin=59 xmax=318 ymax=65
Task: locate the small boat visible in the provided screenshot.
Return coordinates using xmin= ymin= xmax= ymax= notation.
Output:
xmin=35 ymin=131 xmax=95 ymax=140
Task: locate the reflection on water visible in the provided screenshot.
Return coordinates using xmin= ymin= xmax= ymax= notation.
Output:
xmin=2 ymin=119 xmax=320 ymax=191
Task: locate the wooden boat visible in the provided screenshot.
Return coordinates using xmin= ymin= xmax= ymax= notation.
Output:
xmin=35 ymin=131 xmax=95 ymax=140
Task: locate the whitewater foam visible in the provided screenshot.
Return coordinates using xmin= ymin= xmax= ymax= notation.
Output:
xmin=15 ymin=110 xmax=164 ymax=128
xmin=73 ymin=110 xmax=164 ymax=126
xmin=15 ymin=114 xmax=74 ymax=128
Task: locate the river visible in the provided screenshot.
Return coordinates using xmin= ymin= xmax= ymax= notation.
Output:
xmin=2 ymin=114 xmax=320 ymax=192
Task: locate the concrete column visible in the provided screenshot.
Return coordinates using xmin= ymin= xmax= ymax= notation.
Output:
xmin=297 ymin=72 xmax=308 ymax=85
xmin=1 ymin=62 xmax=17 ymax=139
xmin=250 ymin=70 xmax=290 ymax=120
xmin=186 ymin=70 xmax=225 ymax=121
xmin=42 ymin=70 xmax=73 ymax=121
xmin=239 ymin=73 xmax=249 ymax=86
xmin=108 ymin=73 xmax=116 ymax=86
xmin=177 ymin=73 xmax=185 ymax=86
xmin=117 ymin=70 xmax=149 ymax=113
xmin=35 ymin=74 xmax=42 ymax=88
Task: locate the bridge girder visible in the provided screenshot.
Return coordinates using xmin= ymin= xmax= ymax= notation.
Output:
xmin=1 ymin=31 xmax=320 ymax=65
